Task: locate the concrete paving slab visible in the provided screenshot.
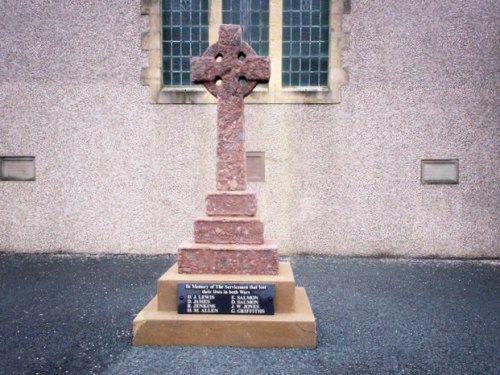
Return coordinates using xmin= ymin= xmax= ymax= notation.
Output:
xmin=0 ymin=254 xmax=498 ymax=375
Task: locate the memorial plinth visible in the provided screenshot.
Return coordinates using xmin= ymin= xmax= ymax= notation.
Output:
xmin=133 ymin=263 xmax=316 ymax=347
xmin=133 ymin=25 xmax=316 ymax=348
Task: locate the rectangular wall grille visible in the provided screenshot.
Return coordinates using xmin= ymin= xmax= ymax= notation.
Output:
xmin=0 ymin=156 xmax=36 ymax=181
xmin=421 ymin=159 xmax=459 ymax=185
xmin=246 ymin=152 xmax=265 ymax=182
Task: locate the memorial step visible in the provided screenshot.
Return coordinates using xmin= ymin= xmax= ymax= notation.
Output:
xmin=157 ymin=262 xmax=296 ymax=314
xmin=134 ymin=262 xmax=316 ymax=347
xmin=178 ymin=241 xmax=279 ymax=275
xmin=205 ymin=191 xmax=257 ymax=217
xmin=194 ymin=217 xmax=264 ymax=245
xmin=133 ymin=288 xmax=316 ymax=347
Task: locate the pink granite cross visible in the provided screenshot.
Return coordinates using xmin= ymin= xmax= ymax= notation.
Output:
xmin=191 ymin=25 xmax=270 ymax=191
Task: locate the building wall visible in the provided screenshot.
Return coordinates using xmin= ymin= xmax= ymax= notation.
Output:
xmin=1 ymin=0 xmax=499 ymax=256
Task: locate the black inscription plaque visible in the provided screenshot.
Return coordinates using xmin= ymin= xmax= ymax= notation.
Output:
xmin=177 ymin=283 xmax=275 ymax=315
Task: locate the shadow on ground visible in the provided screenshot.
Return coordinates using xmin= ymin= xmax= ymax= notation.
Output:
xmin=0 ymin=254 xmax=499 ymax=375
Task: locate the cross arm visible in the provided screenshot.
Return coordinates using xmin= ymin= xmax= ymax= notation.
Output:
xmin=191 ymin=57 xmax=225 ymax=83
xmin=241 ymin=57 xmax=271 ymax=82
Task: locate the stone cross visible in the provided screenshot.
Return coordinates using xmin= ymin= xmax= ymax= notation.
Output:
xmin=191 ymin=25 xmax=270 ymax=191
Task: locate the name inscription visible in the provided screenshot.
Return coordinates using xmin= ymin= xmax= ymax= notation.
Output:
xmin=177 ymin=283 xmax=275 ymax=315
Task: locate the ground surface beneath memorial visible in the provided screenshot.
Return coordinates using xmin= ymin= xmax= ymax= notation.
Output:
xmin=0 ymin=253 xmax=499 ymax=375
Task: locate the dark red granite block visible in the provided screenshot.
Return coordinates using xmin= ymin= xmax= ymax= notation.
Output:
xmin=194 ymin=217 xmax=264 ymax=245
xmin=206 ymin=191 xmax=257 ymax=217
xmin=215 ymin=98 xmax=246 ymax=190
xmin=178 ymin=242 xmax=279 ymax=275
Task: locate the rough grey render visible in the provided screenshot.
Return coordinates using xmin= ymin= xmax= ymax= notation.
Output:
xmin=0 ymin=0 xmax=499 ymax=256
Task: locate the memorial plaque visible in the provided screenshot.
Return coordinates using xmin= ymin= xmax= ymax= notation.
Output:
xmin=178 ymin=283 xmax=275 ymax=315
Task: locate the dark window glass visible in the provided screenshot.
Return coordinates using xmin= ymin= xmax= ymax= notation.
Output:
xmin=162 ymin=0 xmax=209 ymax=86
xmin=163 ymin=0 xmax=330 ymax=89
xmin=222 ymin=0 xmax=269 ymax=56
xmin=282 ymin=0 xmax=329 ymax=87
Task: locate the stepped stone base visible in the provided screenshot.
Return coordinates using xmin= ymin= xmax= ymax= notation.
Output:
xmin=133 ymin=262 xmax=316 ymax=347
xmin=178 ymin=241 xmax=279 ymax=275
xmin=194 ymin=217 xmax=264 ymax=244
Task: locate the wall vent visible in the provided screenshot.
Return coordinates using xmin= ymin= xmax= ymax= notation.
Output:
xmin=0 ymin=156 xmax=36 ymax=181
xmin=246 ymin=152 xmax=265 ymax=182
xmin=421 ymin=159 xmax=459 ymax=185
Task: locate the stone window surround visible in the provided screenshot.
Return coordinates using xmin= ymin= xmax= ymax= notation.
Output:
xmin=140 ymin=0 xmax=350 ymax=104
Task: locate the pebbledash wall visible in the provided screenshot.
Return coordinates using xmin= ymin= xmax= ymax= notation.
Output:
xmin=0 ymin=0 xmax=499 ymax=257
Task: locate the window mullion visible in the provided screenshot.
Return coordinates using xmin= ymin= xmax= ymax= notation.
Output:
xmin=328 ymin=1 xmax=339 ymax=89
xmin=269 ymin=0 xmax=283 ymax=93
xmin=209 ymin=0 xmax=222 ymax=44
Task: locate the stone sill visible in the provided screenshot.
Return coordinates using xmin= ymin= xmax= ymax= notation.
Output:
xmin=155 ymin=86 xmax=340 ymax=104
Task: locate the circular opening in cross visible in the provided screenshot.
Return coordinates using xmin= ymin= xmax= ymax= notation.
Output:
xmin=239 ymin=76 xmax=248 ymax=85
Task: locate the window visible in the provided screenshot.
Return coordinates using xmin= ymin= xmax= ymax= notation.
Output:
xmin=162 ymin=0 xmax=209 ymax=86
xmin=282 ymin=0 xmax=330 ymax=87
xmin=141 ymin=0 xmax=349 ymax=104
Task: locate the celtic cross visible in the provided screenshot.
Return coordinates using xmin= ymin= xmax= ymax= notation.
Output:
xmin=191 ymin=25 xmax=270 ymax=191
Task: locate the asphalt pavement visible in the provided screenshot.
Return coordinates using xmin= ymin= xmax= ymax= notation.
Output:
xmin=0 ymin=253 xmax=499 ymax=375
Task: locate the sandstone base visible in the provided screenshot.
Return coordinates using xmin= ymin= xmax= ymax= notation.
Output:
xmin=133 ymin=262 xmax=316 ymax=348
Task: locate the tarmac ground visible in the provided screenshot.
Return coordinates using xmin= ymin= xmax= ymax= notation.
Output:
xmin=0 ymin=253 xmax=499 ymax=375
